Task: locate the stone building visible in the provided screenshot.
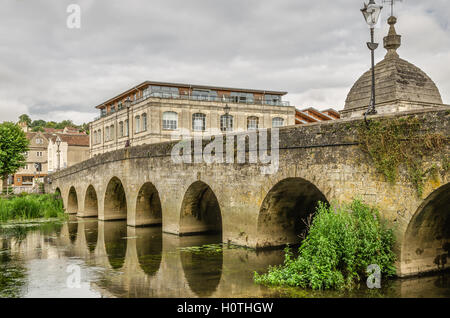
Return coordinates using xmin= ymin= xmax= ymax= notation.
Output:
xmin=12 ymin=125 xmax=89 ymax=192
xmin=89 ymin=82 xmax=297 ymax=156
xmin=341 ymin=16 xmax=448 ymax=118
xmin=12 ymin=131 xmax=49 ymax=191
xmin=47 ymin=133 xmax=90 ymax=173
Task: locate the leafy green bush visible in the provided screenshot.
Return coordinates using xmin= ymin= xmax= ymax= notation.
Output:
xmin=0 ymin=194 xmax=65 ymax=222
xmin=254 ymin=200 xmax=396 ymax=290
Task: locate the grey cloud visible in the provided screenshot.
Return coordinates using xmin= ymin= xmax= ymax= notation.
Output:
xmin=0 ymin=0 xmax=449 ymax=124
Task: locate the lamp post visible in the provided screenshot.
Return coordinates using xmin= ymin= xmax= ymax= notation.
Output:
xmin=361 ymin=0 xmax=383 ymax=118
xmin=124 ymin=98 xmax=131 ymax=147
xmin=223 ymin=104 xmax=231 ymax=132
xmin=56 ymin=136 xmax=62 ymax=171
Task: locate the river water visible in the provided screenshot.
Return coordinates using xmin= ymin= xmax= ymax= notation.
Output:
xmin=0 ymin=216 xmax=449 ymax=298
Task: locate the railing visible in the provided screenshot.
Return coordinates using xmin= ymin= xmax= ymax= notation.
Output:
xmin=96 ymin=93 xmax=290 ymax=120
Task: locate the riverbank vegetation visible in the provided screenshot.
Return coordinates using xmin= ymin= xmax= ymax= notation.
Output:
xmin=254 ymin=200 xmax=396 ymax=290
xmin=0 ymin=194 xmax=66 ymax=222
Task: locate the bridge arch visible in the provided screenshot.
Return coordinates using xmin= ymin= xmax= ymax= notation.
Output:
xmin=104 ymin=221 xmax=127 ymax=269
xmin=84 ymin=185 xmax=99 ymax=217
xmin=179 ymin=181 xmax=222 ymax=236
xmin=256 ymin=177 xmax=328 ymax=249
xmin=67 ymin=186 xmax=78 ymax=214
xmin=134 ymin=182 xmax=162 ymax=226
xmin=103 ymin=177 xmax=127 ymax=221
xmin=401 ymin=182 xmax=450 ymax=276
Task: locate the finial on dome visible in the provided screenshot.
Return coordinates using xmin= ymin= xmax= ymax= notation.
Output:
xmin=384 ymin=16 xmax=401 ymax=58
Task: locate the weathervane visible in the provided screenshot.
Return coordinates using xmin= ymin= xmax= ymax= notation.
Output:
xmin=382 ymin=0 xmax=403 ymax=17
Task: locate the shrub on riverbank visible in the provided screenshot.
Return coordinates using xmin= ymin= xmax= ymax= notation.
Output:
xmin=0 ymin=194 xmax=65 ymax=222
xmin=254 ymin=200 xmax=396 ymax=290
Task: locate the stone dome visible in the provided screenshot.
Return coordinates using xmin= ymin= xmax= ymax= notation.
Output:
xmin=343 ymin=17 xmax=443 ymax=117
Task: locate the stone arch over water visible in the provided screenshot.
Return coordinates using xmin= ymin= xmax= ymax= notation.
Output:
xmin=104 ymin=221 xmax=127 ymax=269
xmin=401 ymin=182 xmax=450 ymax=276
xmin=84 ymin=185 xmax=99 ymax=217
xmin=179 ymin=181 xmax=222 ymax=236
xmin=67 ymin=186 xmax=78 ymax=214
xmin=104 ymin=177 xmax=127 ymax=221
xmin=135 ymin=182 xmax=162 ymax=226
xmin=256 ymin=177 xmax=328 ymax=249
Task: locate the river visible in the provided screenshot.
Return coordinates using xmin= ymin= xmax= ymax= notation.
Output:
xmin=0 ymin=216 xmax=449 ymax=298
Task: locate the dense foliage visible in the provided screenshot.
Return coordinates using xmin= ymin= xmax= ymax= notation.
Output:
xmin=254 ymin=200 xmax=396 ymax=290
xmin=0 ymin=122 xmax=30 ymax=187
xmin=18 ymin=114 xmax=89 ymax=134
xmin=0 ymin=194 xmax=65 ymax=222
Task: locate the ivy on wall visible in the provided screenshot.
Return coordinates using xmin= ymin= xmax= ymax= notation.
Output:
xmin=356 ymin=117 xmax=448 ymax=197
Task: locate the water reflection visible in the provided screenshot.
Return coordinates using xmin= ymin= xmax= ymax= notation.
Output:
xmin=135 ymin=227 xmax=162 ymax=276
xmin=179 ymin=235 xmax=223 ymax=297
xmin=103 ymin=221 xmax=127 ymax=269
xmin=0 ymin=219 xmax=449 ymax=298
xmin=84 ymin=219 xmax=98 ymax=252
xmin=67 ymin=215 xmax=78 ymax=244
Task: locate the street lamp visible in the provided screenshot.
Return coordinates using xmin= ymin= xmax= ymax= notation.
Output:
xmin=56 ymin=135 xmax=62 ymax=171
xmin=124 ymin=97 xmax=131 ymax=147
xmin=361 ymin=0 xmax=383 ymax=118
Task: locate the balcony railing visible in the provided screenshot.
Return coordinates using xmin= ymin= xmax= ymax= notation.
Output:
xmin=95 ymin=92 xmax=290 ymax=120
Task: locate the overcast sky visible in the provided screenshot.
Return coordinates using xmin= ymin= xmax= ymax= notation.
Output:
xmin=0 ymin=0 xmax=449 ymax=125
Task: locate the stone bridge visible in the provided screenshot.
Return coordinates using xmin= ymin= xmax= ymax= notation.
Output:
xmin=47 ymin=108 xmax=450 ymax=277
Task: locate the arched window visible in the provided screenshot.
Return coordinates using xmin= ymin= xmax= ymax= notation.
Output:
xmin=247 ymin=116 xmax=259 ymax=130
xmin=93 ymin=131 xmax=97 ymax=144
xmin=110 ymin=125 xmax=115 ymax=140
xmin=135 ymin=115 xmax=140 ymax=133
xmin=98 ymin=129 xmax=102 ymax=143
xmin=105 ymin=126 xmax=110 ymax=141
xmin=125 ymin=119 xmax=129 ymax=136
xmin=162 ymin=111 xmax=178 ymax=130
xmin=119 ymin=121 xmax=124 ymax=138
xmin=142 ymin=113 xmax=147 ymax=131
xmin=220 ymin=114 xmax=233 ymax=132
xmin=192 ymin=113 xmax=206 ymax=131
xmin=272 ymin=117 xmax=284 ymax=128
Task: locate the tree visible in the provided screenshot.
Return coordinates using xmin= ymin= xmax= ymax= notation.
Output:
xmin=0 ymin=122 xmax=30 ymax=190
xmin=18 ymin=114 xmax=32 ymax=126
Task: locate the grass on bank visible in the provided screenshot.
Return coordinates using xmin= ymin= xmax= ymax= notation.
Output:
xmin=0 ymin=193 xmax=66 ymax=222
xmin=254 ymin=200 xmax=397 ymax=290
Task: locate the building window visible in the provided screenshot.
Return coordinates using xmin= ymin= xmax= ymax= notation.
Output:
xmin=192 ymin=113 xmax=206 ymax=131
xmin=264 ymin=94 xmax=281 ymax=105
xmin=125 ymin=120 xmax=129 ymax=136
xmin=231 ymin=92 xmax=254 ymax=103
xmin=162 ymin=112 xmax=178 ymax=130
xmin=110 ymin=125 xmax=115 ymax=140
xmin=36 ymin=151 xmax=43 ymax=157
xmin=220 ymin=114 xmax=233 ymax=132
xmin=36 ymin=138 xmax=43 ymax=144
xmin=247 ymin=116 xmax=259 ymax=130
xmin=98 ymin=129 xmax=102 ymax=143
xmin=105 ymin=126 xmax=109 ymax=141
xmin=135 ymin=115 xmax=140 ymax=133
xmin=272 ymin=117 xmax=284 ymax=128
xmin=118 ymin=101 xmax=123 ymax=110
xmin=119 ymin=122 xmax=124 ymax=138
xmin=142 ymin=113 xmax=147 ymax=131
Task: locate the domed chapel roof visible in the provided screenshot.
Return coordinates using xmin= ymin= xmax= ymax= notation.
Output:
xmin=344 ymin=16 xmax=443 ymax=112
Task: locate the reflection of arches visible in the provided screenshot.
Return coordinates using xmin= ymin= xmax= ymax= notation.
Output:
xmin=84 ymin=220 xmax=98 ymax=252
xmin=68 ymin=215 xmax=78 ymax=244
xmin=104 ymin=177 xmax=127 ymax=220
xmin=104 ymin=221 xmax=127 ymax=269
xmin=67 ymin=186 xmax=78 ymax=214
xmin=180 ymin=235 xmax=223 ymax=297
xmin=179 ymin=181 xmax=222 ymax=236
xmin=402 ymin=183 xmax=450 ymax=276
xmin=135 ymin=227 xmax=162 ymax=276
xmin=135 ymin=182 xmax=162 ymax=226
xmin=256 ymin=177 xmax=328 ymax=249
xmin=84 ymin=185 xmax=98 ymax=217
